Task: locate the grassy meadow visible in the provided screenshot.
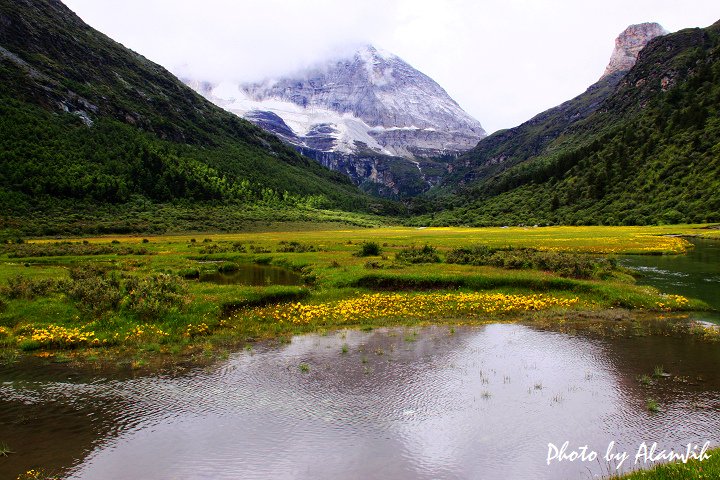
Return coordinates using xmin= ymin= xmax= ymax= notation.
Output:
xmin=613 ymin=447 xmax=720 ymax=479
xmin=0 ymin=224 xmax=717 ymax=367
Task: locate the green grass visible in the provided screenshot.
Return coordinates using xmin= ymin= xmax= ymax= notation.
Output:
xmin=646 ymin=398 xmax=660 ymax=413
xmin=0 ymin=441 xmax=13 ymax=456
xmin=0 ymin=224 xmax=714 ymax=366
xmin=613 ymin=447 xmax=720 ymax=479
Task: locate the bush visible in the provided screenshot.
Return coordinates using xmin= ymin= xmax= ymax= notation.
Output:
xmin=122 ymin=274 xmax=187 ymax=320
xmin=60 ymin=267 xmax=187 ymax=320
xmin=356 ymin=241 xmax=381 ymax=257
xmin=1 ymin=242 xmax=151 ymax=258
xmin=277 ymin=241 xmax=318 ymax=253
xmin=395 ymin=245 xmax=441 ymax=264
xmin=218 ymin=262 xmax=239 ymax=273
xmin=446 ymin=246 xmax=617 ymax=279
xmin=1 ymin=275 xmax=58 ymax=299
xmin=63 ymin=273 xmax=124 ymax=316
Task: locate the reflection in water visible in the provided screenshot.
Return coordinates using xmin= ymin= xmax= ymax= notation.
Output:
xmin=198 ymin=264 xmax=302 ymax=286
xmin=1 ymin=324 xmax=718 ymax=480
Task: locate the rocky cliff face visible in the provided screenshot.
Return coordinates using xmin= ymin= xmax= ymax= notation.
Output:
xmin=602 ymin=23 xmax=668 ymax=78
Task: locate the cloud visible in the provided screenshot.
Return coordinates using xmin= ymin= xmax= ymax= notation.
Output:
xmin=64 ymin=0 xmax=720 ymax=133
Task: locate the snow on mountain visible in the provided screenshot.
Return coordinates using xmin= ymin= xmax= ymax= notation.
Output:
xmin=184 ymin=45 xmax=486 ymax=158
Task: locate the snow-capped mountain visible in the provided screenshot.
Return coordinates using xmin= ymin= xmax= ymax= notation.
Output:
xmin=184 ymin=45 xmax=485 ymax=159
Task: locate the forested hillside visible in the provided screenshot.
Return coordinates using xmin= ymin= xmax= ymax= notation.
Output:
xmin=0 ymin=0 xmax=390 ymax=236
xmin=414 ymin=21 xmax=720 ymax=226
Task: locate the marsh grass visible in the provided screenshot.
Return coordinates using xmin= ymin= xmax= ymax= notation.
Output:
xmin=0 ymin=225 xmax=710 ymax=365
xmin=646 ymin=398 xmax=660 ymax=412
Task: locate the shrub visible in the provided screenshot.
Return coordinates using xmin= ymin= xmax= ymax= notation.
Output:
xmin=277 ymin=241 xmax=318 ymax=253
xmin=1 ymin=242 xmax=151 ymax=258
xmin=446 ymin=246 xmax=617 ymax=279
xmin=63 ymin=273 xmax=123 ymax=316
xmin=1 ymin=276 xmax=58 ymax=299
xmin=60 ymin=267 xmax=187 ymax=320
xmin=218 ymin=262 xmax=239 ymax=273
xmin=122 ymin=274 xmax=187 ymax=320
xmin=395 ymin=244 xmax=441 ymax=264
xmin=356 ymin=241 xmax=381 ymax=257
xmin=445 ymin=246 xmax=493 ymax=265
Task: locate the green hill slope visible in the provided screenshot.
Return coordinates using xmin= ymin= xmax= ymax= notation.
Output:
xmin=417 ymin=21 xmax=720 ymax=226
xmin=0 ymin=0 xmax=390 ymax=235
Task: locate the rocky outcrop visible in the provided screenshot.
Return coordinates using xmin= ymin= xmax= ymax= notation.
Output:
xmin=602 ymin=23 xmax=668 ymax=78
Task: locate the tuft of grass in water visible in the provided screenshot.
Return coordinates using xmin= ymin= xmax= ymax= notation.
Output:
xmin=341 ymin=344 xmax=348 ymax=354
xmin=534 ymin=382 xmax=543 ymax=390
xmin=298 ymin=362 xmax=309 ymax=373
xmin=637 ymin=374 xmax=654 ymax=386
xmin=404 ymin=331 xmax=417 ymax=342
xmin=481 ymin=390 xmax=492 ymax=399
xmin=131 ymin=359 xmax=148 ymax=369
xmin=646 ymin=398 xmax=660 ymax=412
xmin=0 ymin=442 xmax=13 ymax=456
xmin=653 ymin=365 xmax=667 ymax=378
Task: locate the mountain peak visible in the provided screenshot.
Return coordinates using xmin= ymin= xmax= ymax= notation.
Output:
xmin=187 ymin=45 xmax=485 ymax=158
xmin=602 ymin=22 xmax=668 ymax=78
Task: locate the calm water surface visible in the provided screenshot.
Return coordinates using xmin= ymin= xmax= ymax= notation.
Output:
xmin=198 ymin=263 xmax=302 ymax=286
xmin=1 ymin=324 xmax=718 ymax=480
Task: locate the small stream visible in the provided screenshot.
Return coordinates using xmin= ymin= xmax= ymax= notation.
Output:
xmin=621 ymin=238 xmax=720 ymax=323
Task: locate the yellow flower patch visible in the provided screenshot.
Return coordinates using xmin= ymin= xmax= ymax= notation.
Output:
xmin=184 ymin=323 xmax=210 ymax=337
xmin=245 ymin=292 xmax=579 ymax=325
xmin=19 ymin=325 xmax=97 ymax=348
xmin=125 ymin=324 xmax=170 ymax=341
xmin=656 ymin=294 xmax=690 ymax=311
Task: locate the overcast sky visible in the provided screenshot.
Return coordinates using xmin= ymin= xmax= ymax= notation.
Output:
xmin=64 ymin=0 xmax=720 ymax=133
